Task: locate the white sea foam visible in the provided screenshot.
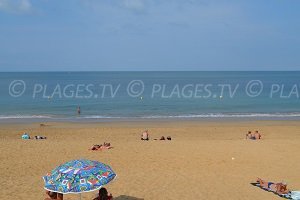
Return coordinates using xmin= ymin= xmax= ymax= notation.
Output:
xmin=1 ymin=113 xmax=300 ymax=120
xmin=79 ymin=113 xmax=300 ymax=119
xmin=0 ymin=115 xmax=52 ymax=119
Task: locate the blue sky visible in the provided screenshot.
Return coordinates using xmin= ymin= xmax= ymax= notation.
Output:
xmin=0 ymin=0 xmax=299 ymax=71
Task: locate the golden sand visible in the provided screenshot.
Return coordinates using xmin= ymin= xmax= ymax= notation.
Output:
xmin=0 ymin=120 xmax=300 ymax=200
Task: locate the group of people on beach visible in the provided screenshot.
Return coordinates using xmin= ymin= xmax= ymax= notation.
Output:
xmin=41 ymin=127 xmax=298 ymax=199
xmin=246 ymin=130 xmax=261 ymax=140
xmin=43 ymin=128 xmax=172 ymax=200
xmin=141 ymin=130 xmax=171 ymax=141
xmin=45 ymin=187 xmax=112 ymax=200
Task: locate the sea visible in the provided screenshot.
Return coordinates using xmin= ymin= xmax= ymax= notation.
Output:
xmin=0 ymin=71 xmax=300 ymax=122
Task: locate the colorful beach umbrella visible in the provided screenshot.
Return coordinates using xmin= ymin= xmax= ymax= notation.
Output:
xmin=43 ymin=159 xmax=116 ymax=195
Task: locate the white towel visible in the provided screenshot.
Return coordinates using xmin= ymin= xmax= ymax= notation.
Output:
xmin=284 ymin=191 xmax=300 ymax=200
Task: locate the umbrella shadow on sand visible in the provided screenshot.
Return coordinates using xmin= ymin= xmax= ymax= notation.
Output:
xmin=114 ymin=195 xmax=144 ymax=200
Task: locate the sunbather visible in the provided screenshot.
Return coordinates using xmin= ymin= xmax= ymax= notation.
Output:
xmin=254 ymin=131 xmax=262 ymax=139
xmin=256 ymin=178 xmax=290 ymax=196
xmin=89 ymin=143 xmax=112 ymax=151
xmin=89 ymin=144 xmax=102 ymax=150
xmin=141 ymin=130 xmax=149 ymax=141
xmin=154 ymin=136 xmax=171 ymax=141
xmin=246 ymin=130 xmax=261 ymax=140
xmin=104 ymin=142 xmax=111 ymax=147
xmin=160 ymin=136 xmax=165 ymax=140
xmin=35 ymin=135 xmax=47 ymax=140
xmin=101 ymin=142 xmax=112 ymax=150
xmin=246 ymin=131 xmax=253 ymax=139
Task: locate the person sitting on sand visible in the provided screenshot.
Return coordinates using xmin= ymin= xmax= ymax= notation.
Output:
xmin=254 ymin=130 xmax=262 ymax=140
xmin=141 ymin=130 xmax=149 ymax=141
xmin=93 ymin=188 xmax=113 ymax=200
xmin=45 ymin=191 xmax=63 ymax=200
xmin=167 ymin=136 xmax=171 ymax=140
xmin=246 ymin=131 xmax=253 ymax=139
xmin=256 ymin=178 xmax=290 ymax=196
xmin=160 ymin=136 xmax=165 ymax=140
xmin=246 ymin=131 xmax=261 ymax=140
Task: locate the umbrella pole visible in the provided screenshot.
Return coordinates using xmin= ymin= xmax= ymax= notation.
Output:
xmin=79 ymin=193 xmax=81 ymax=200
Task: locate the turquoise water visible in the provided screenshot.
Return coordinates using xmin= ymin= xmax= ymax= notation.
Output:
xmin=0 ymin=71 xmax=299 ymax=121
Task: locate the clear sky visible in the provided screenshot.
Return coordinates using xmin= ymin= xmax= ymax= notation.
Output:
xmin=0 ymin=0 xmax=299 ymax=71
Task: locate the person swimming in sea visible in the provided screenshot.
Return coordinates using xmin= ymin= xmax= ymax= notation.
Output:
xmin=77 ymin=106 xmax=81 ymax=115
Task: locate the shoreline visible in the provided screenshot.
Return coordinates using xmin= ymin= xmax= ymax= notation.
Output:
xmin=1 ymin=116 xmax=300 ymax=124
xmin=0 ymin=119 xmax=300 ymax=129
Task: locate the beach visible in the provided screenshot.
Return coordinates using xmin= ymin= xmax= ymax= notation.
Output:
xmin=1 ymin=120 xmax=300 ymax=200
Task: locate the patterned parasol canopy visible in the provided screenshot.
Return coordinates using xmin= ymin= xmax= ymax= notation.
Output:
xmin=43 ymin=159 xmax=116 ymax=194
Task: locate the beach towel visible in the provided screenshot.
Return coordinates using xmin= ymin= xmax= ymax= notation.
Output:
xmin=251 ymin=183 xmax=300 ymax=199
xmin=284 ymin=191 xmax=300 ymax=200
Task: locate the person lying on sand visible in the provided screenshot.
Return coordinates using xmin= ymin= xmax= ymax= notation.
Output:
xmin=89 ymin=143 xmax=112 ymax=151
xmin=154 ymin=136 xmax=171 ymax=141
xmin=101 ymin=143 xmax=112 ymax=150
xmin=45 ymin=191 xmax=63 ymax=200
xmin=104 ymin=142 xmax=111 ymax=147
xmin=89 ymin=144 xmax=102 ymax=150
xmin=141 ymin=130 xmax=149 ymax=141
xmin=93 ymin=188 xmax=113 ymax=200
xmin=35 ymin=135 xmax=47 ymax=140
xmin=256 ymin=178 xmax=290 ymax=196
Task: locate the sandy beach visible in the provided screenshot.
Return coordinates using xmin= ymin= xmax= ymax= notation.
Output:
xmin=1 ymin=120 xmax=300 ymax=200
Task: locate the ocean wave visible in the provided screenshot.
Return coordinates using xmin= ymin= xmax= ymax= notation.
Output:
xmin=81 ymin=116 xmax=123 ymax=119
xmin=0 ymin=115 xmax=52 ymax=119
xmin=138 ymin=113 xmax=300 ymax=118
xmin=79 ymin=113 xmax=300 ymax=119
